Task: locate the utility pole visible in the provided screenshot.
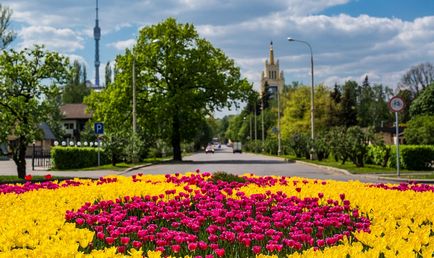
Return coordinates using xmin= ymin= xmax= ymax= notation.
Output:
xmin=132 ymin=56 xmax=136 ymax=133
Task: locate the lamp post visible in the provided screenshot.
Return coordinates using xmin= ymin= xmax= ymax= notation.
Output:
xmin=132 ymin=55 xmax=137 ymax=134
xmin=287 ymin=37 xmax=315 ymax=159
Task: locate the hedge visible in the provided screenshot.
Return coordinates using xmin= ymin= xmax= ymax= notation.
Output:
xmin=367 ymin=145 xmax=434 ymax=170
xmin=51 ymin=147 xmax=109 ymax=170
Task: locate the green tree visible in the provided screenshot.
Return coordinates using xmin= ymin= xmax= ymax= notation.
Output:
xmin=370 ymin=84 xmax=392 ymax=126
xmin=0 ymin=46 xmax=69 ymax=178
xmin=62 ymin=60 xmax=90 ymax=103
xmin=129 ymin=18 xmax=251 ymax=161
xmin=405 ymin=115 xmax=434 ymax=145
xmin=281 ymin=85 xmax=335 ymax=138
xmin=0 ymin=4 xmax=15 ymax=49
xmin=340 ymin=80 xmax=358 ymax=127
xmin=400 ymin=62 xmax=434 ymax=96
xmin=357 ymin=76 xmax=374 ymax=127
xmin=396 ymin=89 xmax=413 ymax=123
xmin=104 ymin=61 xmax=112 ymax=86
xmin=328 ymin=83 xmax=342 ymax=126
xmin=409 ymin=83 xmax=434 ymax=117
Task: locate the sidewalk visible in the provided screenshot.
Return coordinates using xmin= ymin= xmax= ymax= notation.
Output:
xmin=0 ymin=159 xmax=124 ymax=179
xmin=294 ymin=160 xmax=434 ymax=184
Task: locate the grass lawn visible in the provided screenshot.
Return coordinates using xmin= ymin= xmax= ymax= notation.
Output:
xmin=58 ymin=157 xmax=171 ymax=171
xmin=284 ymin=155 xmax=434 ymax=175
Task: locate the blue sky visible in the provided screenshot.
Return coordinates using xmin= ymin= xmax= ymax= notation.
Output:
xmin=4 ymin=0 xmax=434 ymax=117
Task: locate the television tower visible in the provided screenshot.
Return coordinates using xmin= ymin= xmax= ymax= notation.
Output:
xmin=94 ymin=0 xmax=101 ymax=88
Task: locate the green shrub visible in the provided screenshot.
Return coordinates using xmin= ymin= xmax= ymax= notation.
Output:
xmin=288 ymin=133 xmax=310 ymax=159
xmin=400 ymin=145 xmax=434 ymax=170
xmin=386 ymin=145 xmax=434 ymax=170
xmin=209 ymin=171 xmax=246 ymax=184
xmin=51 ymin=147 xmax=109 ymax=169
xmin=366 ymin=145 xmax=391 ymax=167
xmin=405 ymin=115 xmax=434 ymax=144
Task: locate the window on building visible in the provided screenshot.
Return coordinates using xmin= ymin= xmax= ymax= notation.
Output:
xmin=64 ymin=123 xmax=74 ymax=130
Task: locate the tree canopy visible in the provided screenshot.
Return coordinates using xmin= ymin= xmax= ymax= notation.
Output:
xmin=0 ymin=4 xmax=15 ymax=49
xmin=62 ymin=60 xmax=90 ymax=104
xmin=0 ymin=46 xmax=69 ymax=178
xmin=409 ymin=83 xmax=434 ymax=117
xmin=86 ymin=18 xmax=251 ymax=161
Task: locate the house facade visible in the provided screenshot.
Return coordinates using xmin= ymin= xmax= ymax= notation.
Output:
xmin=60 ymin=103 xmax=92 ymax=141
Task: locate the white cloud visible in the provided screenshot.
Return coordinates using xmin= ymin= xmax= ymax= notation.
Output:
xmin=4 ymin=0 xmax=434 ymax=94
xmin=108 ymin=39 xmax=135 ymax=51
xmin=18 ymin=26 xmax=84 ymax=52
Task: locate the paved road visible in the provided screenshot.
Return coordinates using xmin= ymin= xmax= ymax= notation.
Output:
xmin=122 ymin=146 xmax=388 ymax=183
xmin=0 ymin=146 xmax=396 ymax=183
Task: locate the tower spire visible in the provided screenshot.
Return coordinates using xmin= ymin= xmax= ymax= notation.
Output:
xmin=94 ymin=0 xmax=101 ymax=87
xmin=269 ymin=41 xmax=274 ymax=65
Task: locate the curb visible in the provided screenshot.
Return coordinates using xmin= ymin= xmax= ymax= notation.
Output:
xmin=291 ymin=159 xmax=434 ymax=184
xmin=119 ymin=163 xmax=154 ymax=175
xmin=376 ymin=176 xmax=434 ymax=184
xmin=292 ymin=160 xmax=353 ymax=176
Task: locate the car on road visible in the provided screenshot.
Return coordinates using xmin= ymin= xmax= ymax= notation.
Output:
xmin=205 ymin=145 xmax=215 ymax=154
xmin=232 ymin=142 xmax=242 ymax=153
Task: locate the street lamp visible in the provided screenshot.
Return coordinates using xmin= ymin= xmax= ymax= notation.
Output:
xmin=287 ymin=37 xmax=315 ymax=159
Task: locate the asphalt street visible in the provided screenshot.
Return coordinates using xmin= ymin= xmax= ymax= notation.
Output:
xmin=0 ymin=145 xmax=405 ymax=184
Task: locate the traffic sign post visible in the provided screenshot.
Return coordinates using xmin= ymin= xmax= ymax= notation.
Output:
xmin=94 ymin=122 xmax=104 ymax=166
xmin=94 ymin=122 xmax=104 ymax=135
xmin=388 ymin=96 xmax=404 ymax=177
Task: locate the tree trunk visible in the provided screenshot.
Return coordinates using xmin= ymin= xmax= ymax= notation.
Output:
xmin=12 ymin=136 xmax=28 ymax=179
xmin=171 ymin=112 xmax=182 ymax=161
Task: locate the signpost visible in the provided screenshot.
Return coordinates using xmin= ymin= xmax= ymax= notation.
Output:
xmin=388 ymin=96 xmax=404 ymax=177
xmin=94 ymin=122 xmax=104 ymax=166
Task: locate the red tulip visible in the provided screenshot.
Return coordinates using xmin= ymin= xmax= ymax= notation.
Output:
xmin=215 ymin=248 xmax=225 ymax=257
xmin=132 ymin=241 xmax=142 ymax=249
xmin=44 ymin=174 xmax=52 ymax=180
xmin=252 ymin=246 xmax=261 ymax=254
xmin=25 ymin=175 xmax=32 ymax=181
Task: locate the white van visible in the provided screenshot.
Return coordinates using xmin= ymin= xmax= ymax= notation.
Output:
xmin=233 ymin=142 xmax=242 ymax=153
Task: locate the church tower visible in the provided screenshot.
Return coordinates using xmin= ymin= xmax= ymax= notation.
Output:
xmin=260 ymin=41 xmax=285 ymax=96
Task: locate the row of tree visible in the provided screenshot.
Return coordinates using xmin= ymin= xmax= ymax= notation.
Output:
xmin=222 ymin=70 xmax=434 ymax=157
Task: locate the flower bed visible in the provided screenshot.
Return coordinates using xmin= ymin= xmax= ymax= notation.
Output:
xmin=0 ymin=173 xmax=432 ymax=257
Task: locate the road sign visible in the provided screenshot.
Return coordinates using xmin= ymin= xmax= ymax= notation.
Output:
xmin=94 ymin=122 xmax=104 ymax=135
xmin=388 ymin=96 xmax=405 ymax=112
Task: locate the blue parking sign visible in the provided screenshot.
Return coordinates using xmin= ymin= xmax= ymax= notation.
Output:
xmin=94 ymin=122 xmax=104 ymax=135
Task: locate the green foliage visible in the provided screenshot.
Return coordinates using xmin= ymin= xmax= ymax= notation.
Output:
xmin=209 ymin=171 xmax=246 ymax=184
xmin=405 ymin=115 xmax=434 ymax=144
xmin=312 ymin=130 xmax=330 ymax=161
xmin=345 ymin=126 xmax=379 ymax=167
xmin=339 ymin=81 xmax=358 ymax=127
xmin=103 ymin=130 xmax=128 ymax=166
xmin=0 ymin=4 xmax=15 ymax=49
xmin=243 ymin=140 xmax=262 ymax=153
xmin=86 ymin=18 xmax=251 ymax=162
xmin=366 ymin=144 xmax=391 ymax=167
xmin=122 ymin=132 xmax=144 ymax=163
xmin=328 ymin=127 xmax=351 ymax=164
xmin=51 ymin=147 xmax=109 ymax=170
xmin=409 ymin=84 xmax=434 ymax=117
xmin=399 ymin=145 xmax=434 ymax=170
xmin=263 ymin=136 xmax=279 ymax=155
xmin=62 ymin=60 xmax=90 ymax=104
xmin=288 ymin=133 xmax=310 ymax=159
xmin=0 ymin=46 xmax=69 ymax=178
xmin=396 ymin=89 xmax=413 ymax=123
